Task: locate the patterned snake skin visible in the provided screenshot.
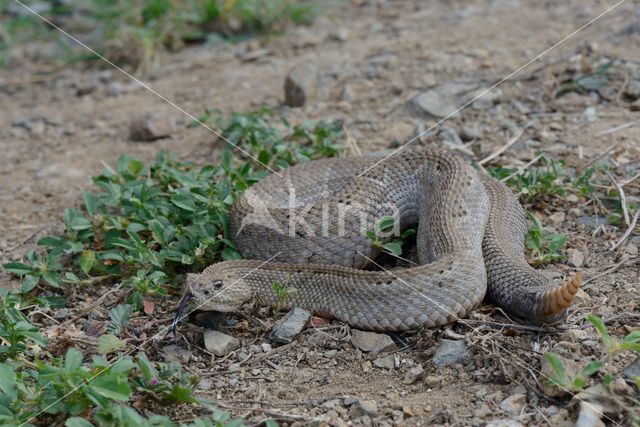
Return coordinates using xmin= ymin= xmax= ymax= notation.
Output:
xmin=186 ymin=150 xmax=580 ymax=331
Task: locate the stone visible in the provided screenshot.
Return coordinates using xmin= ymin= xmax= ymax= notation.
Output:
xmin=204 ymin=330 xmax=240 ymax=356
xmin=424 ymin=374 xmax=443 ymax=386
xmin=625 ymin=243 xmax=638 ymax=255
xmin=460 ymin=125 xmax=481 ymax=141
xmin=583 ymin=106 xmax=597 ymax=122
xmin=261 ymin=343 xmax=272 ymax=353
xmin=473 ymin=404 xmax=491 ymax=418
xmin=324 ymin=349 xmax=338 ymax=358
xmin=161 ymin=345 xmax=192 ymax=364
xmin=284 ymin=61 xmax=323 ymax=107
xmin=622 ymin=356 xmax=640 ymax=379
xmin=575 ymin=401 xmax=605 ymax=427
xmin=566 ymin=194 xmax=579 ymax=203
xmin=373 ymin=355 xmax=395 ymax=370
xmin=548 ymin=211 xmax=566 ymax=225
xmin=624 ymin=80 xmax=640 ymax=100
xmin=402 ymin=365 xmax=425 ymax=384
xmin=566 ymin=249 xmax=584 ymax=268
xmin=351 ymin=329 xmax=396 ymax=353
xmin=129 ymin=113 xmax=176 ymax=141
xmin=340 ymin=84 xmax=355 ymax=102
xmin=540 ymin=354 xmax=577 ymax=397
xmin=432 ymin=339 xmax=468 ymax=367
xmin=349 ymin=400 xmax=378 ymax=419
xmin=408 ymin=89 xmax=458 ymax=119
xmin=630 ymin=98 xmax=640 ymax=111
xmin=499 ymin=393 xmax=526 ymax=416
xmin=269 ymin=307 xmax=311 ymax=344
xmin=486 ymin=422 xmax=524 ymax=427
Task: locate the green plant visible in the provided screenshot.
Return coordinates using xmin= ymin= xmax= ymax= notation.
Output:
xmin=556 ymin=58 xmax=615 ymax=96
xmin=205 ymin=108 xmax=344 ymax=169
xmin=271 ymin=275 xmax=296 ymax=315
xmin=525 ymin=212 xmax=567 ymax=265
xmin=487 ymin=155 xmax=568 ymax=201
xmin=543 ymin=314 xmax=640 ymax=424
xmin=0 ymin=290 xmax=47 ymax=360
xmin=365 ymin=216 xmax=415 ymax=258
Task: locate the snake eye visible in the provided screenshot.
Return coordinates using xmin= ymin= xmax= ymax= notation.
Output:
xmin=213 ymin=280 xmax=223 ymax=290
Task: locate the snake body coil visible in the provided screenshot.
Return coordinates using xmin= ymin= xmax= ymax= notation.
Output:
xmin=186 ymin=150 xmax=580 ymax=331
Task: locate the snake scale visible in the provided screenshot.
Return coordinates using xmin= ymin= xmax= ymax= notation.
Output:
xmin=186 ymin=149 xmax=580 ymax=331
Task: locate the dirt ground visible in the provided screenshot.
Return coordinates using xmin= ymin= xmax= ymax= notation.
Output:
xmin=1 ymin=0 xmax=640 ymax=425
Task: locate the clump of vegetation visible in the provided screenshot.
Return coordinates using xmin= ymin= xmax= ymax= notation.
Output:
xmin=2 ymin=110 xmax=343 ymax=425
xmin=0 ymin=0 xmax=322 ymax=71
xmin=271 ymin=275 xmax=296 ymax=315
xmin=525 ymin=212 xmax=568 ymax=265
xmin=365 ymin=216 xmax=415 ymax=259
xmin=544 ymin=314 xmax=640 ymax=424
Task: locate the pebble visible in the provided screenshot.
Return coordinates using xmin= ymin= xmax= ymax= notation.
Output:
xmin=548 ymin=211 xmax=566 ymax=225
xmin=162 ymin=345 xmax=192 ymax=364
xmin=499 ymin=393 xmax=526 ymax=416
xmin=540 ymin=354 xmax=576 ymax=397
xmin=625 ymin=243 xmax=638 ymax=255
xmin=129 ymin=113 xmax=176 ymax=141
xmin=460 ymin=125 xmax=481 ymax=141
xmin=284 ymin=61 xmax=324 ymax=107
xmin=583 ymin=106 xmax=597 ymax=122
xmin=203 ymin=330 xmax=240 ymax=356
xmin=473 ymin=404 xmax=491 ymax=418
xmin=351 ymin=329 xmax=396 ymax=353
xmin=349 ymin=400 xmax=378 ymax=419
xmin=408 ymin=89 xmax=458 ymax=119
xmin=575 ymin=401 xmax=605 ymax=427
xmin=269 ymin=307 xmax=311 ymax=344
xmin=402 ymin=365 xmax=425 ymax=384
xmin=373 ymin=355 xmax=395 ymax=370
xmin=324 ymin=349 xmax=338 ymax=358
xmin=566 ymin=194 xmax=579 ymax=203
xmin=261 ymin=343 xmax=272 ymax=353
xmin=624 ymin=80 xmax=640 ymax=100
xmin=622 ymin=356 xmax=640 ymax=379
xmin=424 ymin=374 xmax=443 ymax=386
xmin=486 ymin=421 xmax=524 ymax=427
xmin=630 ymin=98 xmax=640 ymax=111
xmin=566 ymin=248 xmax=585 ymax=268
xmin=432 ymin=339 xmax=468 ymax=367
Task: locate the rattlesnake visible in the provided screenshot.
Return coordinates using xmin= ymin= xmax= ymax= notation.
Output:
xmin=185 ymin=149 xmax=580 ymax=331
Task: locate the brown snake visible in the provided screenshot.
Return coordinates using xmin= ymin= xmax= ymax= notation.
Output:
xmin=186 ymin=150 xmax=580 ymax=331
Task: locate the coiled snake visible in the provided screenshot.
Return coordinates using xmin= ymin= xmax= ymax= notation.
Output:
xmin=185 ymin=150 xmax=580 ymax=331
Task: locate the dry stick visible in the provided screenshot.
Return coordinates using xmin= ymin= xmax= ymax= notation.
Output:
xmin=595 ymin=119 xmax=640 ymax=137
xmin=582 ymin=256 xmax=637 ymax=289
xmin=59 ymin=283 xmax=124 ymax=327
xmin=621 ymin=171 xmax=640 ymax=187
xmin=606 ymin=170 xmax=631 ymax=227
xmin=609 ymin=209 xmax=640 ymax=252
xmin=579 ymin=141 xmax=622 ymax=172
xmin=478 ymin=125 xmax=528 ymax=165
xmin=500 ymin=153 xmax=545 ymax=183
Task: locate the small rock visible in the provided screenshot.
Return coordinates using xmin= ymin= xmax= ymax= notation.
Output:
xmin=473 ymin=404 xmax=491 ymax=418
xmin=373 ymin=355 xmax=395 ymax=370
xmin=624 ymin=80 xmax=640 ymax=100
xmin=460 ymin=125 xmax=481 ymax=141
xmin=204 ymin=330 xmax=240 ymax=356
xmin=284 ymin=62 xmax=324 ymax=107
xmin=340 ymin=84 xmax=355 ymax=102
xmin=408 ymin=89 xmax=458 ymax=119
xmin=622 ymin=356 xmax=640 ymax=379
xmin=425 ymin=374 xmax=443 ymax=386
xmin=575 ymin=401 xmax=605 ymax=427
xmin=129 ymin=113 xmax=176 ymax=141
xmin=567 ymin=329 xmax=590 ymax=341
xmin=630 ymin=98 xmax=640 ymax=111
xmin=324 ymin=349 xmax=338 ymax=358
xmin=583 ymin=106 xmax=597 ymax=122
xmin=566 ymin=194 xmax=579 ymax=203
xmin=362 ymin=361 xmax=373 ymax=373
xmin=162 ymin=345 xmax=192 ymax=363
xmin=432 ymin=339 xmax=468 ymax=367
xmin=548 ymin=211 xmax=566 ymax=225
xmin=566 ymin=248 xmax=585 ymax=268
xmin=349 ymin=400 xmax=378 ymax=419
xmin=269 ymin=307 xmax=311 ymax=344
xmin=540 ymin=354 xmax=577 ymax=397
xmin=486 ymin=421 xmax=524 ymax=427
xmin=402 ymin=365 xmax=425 ymax=384
xmin=625 ymin=243 xmax=638 ymax=255
xmin=261 ymin=343 xmax=272 ymax=353
xmin=197 ymin=378 xmax=214 ymax=390
xmin=329 ymin=28 xmax=349 ymax=42
xmin=499 ymin=393 xmax=526 ymax=416
xmin=351 ymin=329 xmax=396 ymax=353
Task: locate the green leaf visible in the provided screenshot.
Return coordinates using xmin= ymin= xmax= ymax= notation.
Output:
xmin=585 ymin=314 xmax=609 ymax=337
xmin=108 ymin=304 xmax=134 ymax=336
xmin=377 ymin=216 xmax=396 ymax=232
xmin=79 ymin=250 xmax=96 ymax=275
xmin=65 ymin=417 xmax=95 ymax=427
xmin=82 ymin=190 xmax=98 ymax=216
xmin=383 ymin=241 xmax=403 ymax=257
xmin=97 ymin=334 xmax=125 ymax=354
xmin=0 ymin=364 xmax=17 ymax=401
xmin=543 ymin=353 xmax=567 ymax=384
xmin=170 ymin=194 xmax=196 ymax=211
xmin=42 ymin=271 xmax=62 ymax=288
xmin=581 ymin=360 xmax=604 ymax=377
xmin=65 ymin=347 xmax=84 ymax=372
xmin=90 ymin=374 xmax=131 ymax=401
xmin=3 ymin=262 xmax=34 ymax=275
xmin=69 ymin=216 xmax=93 ymax=231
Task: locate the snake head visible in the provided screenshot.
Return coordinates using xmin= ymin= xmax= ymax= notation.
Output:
xmin=185 ymin=263 xmax=253 ymax=312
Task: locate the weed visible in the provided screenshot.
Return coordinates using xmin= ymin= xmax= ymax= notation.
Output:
xmin=0 ymin=0 xmax=323 ymax=72
xmin=525 ymin=212 xmax=567 ymax=265
xmin=365 ymin=216 xmax=415 ymax=259
xmin=544 ymin=314 xmax=640 ymax=424
xmin=487 ymin=154 xmax=567 ymax=201
xmin=271 ymin=274 xmax=296 ymax=315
